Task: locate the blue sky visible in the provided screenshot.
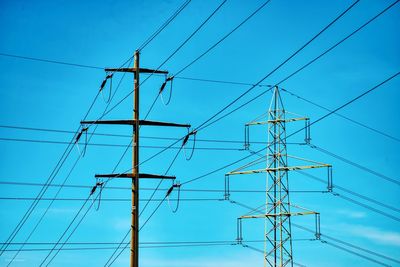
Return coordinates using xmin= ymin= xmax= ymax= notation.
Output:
xmin=0 ymin=0 xmax=399 ymax=266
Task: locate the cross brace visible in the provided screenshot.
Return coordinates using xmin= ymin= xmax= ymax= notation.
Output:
xmin=81 ymin=119 xmax=190 ymax=128
xmin=94 ymin=173 xmax=175 ymax=179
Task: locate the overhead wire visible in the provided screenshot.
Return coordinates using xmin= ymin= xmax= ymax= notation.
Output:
xmin=190 ymin=0 xmax=361 ymax=133
xmin=39 ymin=4 xmax=227 ymax=262
xmin=281 ymin=88 xmax=400 ymax=143
xmin=137 ymin=0 xmax=192 ymax=51
xmin=244 ymin=145 xmax=400 ymax=219
xmin=0 ymin=137 xmax=249 ymax=151
xmin=297 ymin=168 xmax=400 ymax=216
xmin=181 ymin=71 xmax=400 ymax=189
xmin=99 ymin=2 xmax=399 ymax=264
xmin=36 ymin=126 xmax=133 ymax=265
xmin=276 ymin=0 xmax=400 ymax=85
xmin=0 ymin=61 xmax=114 ymax=257
xmin=3 ymin=1 xmax=396 ymax=266
xmin=173 ymin=0 xmax=273 ymax=77
xmin=179 ymin=0 xmax=398 ymax=134
xmin=99 ymin=69 xmax=400 ymax=266
xmin=142 ymin=0 xmax=228 ymax=120
xmin=0 ymin=180 xmax=328 ymax=194
xmin=0 ymin=123 xmax=296 ymax=145
xmin=231 ymin=200 xmax=396 ymax=266
xmin=5 ymin=58 xmax=135 ymax=264
xmin=0 ymin=52 xmax=103 ymax=70
xmin=309 ymin=144 xmax=400 ymax=186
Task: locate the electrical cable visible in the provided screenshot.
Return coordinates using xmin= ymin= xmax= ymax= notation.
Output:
xmin=0 ymin=123 xmax=308 ymax=145
xmin=0 ymin=52 xmax=103 ymax=70
xmin=281 ymin=88 xmax=400 ymax=143
xmin=173 ymin=0 xmax=273 ymax=77
xmin=241 ymin=243 xmax=307 ymax=267
xmin=5 ymin=57 xmax=134 ymax=265
xmin=0 ymin=197 xmax=223 ymax=202
xmin=141 ymin=0 xmax=228 ymax=121
xmin=276 ymin=0 xmax=400 ymax=85
xmin=138 ymin=0 xmax=192 ymax=51
xmin=231 ymin=200 xmax=397 ymax=266
xmin=0 ymin=180 xmax=328 ymax=194
xmin=184 ymin=0 xmax=398 ymax=134
xmin=190 ymin=0 xmax=361 ymax=133
xmin=0 ymin=137 xmax=247 ymax=151
xmin=310 ymin=144 xmax=400 ymax=186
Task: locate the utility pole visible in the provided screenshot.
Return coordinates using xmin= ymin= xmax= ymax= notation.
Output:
xmin=81 ymin=50 xmax=190 ymax=267
xmin=225 ymin=86 xmax=332 ymax=267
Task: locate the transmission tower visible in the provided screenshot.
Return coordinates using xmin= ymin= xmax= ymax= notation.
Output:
xmin=81 ymin=51 xmax=190 ymax=267
xmin=225 ymin=86 xmax=332 ymax=267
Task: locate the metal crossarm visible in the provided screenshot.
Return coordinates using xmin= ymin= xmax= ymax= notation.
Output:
xmin=104 ymin=67 xmax=168 ymax=74
xmin=94 ymin=173 xmax=176 ymax=179
xmin=81 ymin=119 xmax=190 ymax=128
xmin=227 ymin=164 xmax=330 ymax=176
xmin=246 ymin=117 xmax=309 ymax=126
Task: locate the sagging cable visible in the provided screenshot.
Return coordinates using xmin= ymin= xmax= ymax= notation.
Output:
xmin=182 ymin=129 xmax=197 ymax=161
xmin=166 ymin=182 xmax=181 ymax=213
xmin=75 ymin=127 xmax=88 ymax=157
xmin=100 ymin=73 xmax=114 ymax=103
xmin=159 ymin=76 xmax=174 ymax=106
xmin=90 ymin=179 xmax=104 ymax=211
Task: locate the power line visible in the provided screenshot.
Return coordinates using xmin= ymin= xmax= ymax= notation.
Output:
xmin=308 ymin=72 xmax=400 ymax=128
xmin=322 ymin=241 xmax=390 ymax=267
xmin=0 ymin=52 xmax=103 ymax=70
xmin=243 ymin=146 xmax=400 ymax=217
xmin=142 ymin=0 xmax=229 ymax=120
xmin=232 ymin=200 xmax=396 ymax=266
xmin=192 ymin=0 xmax=361 ymax=133
xmin=2 ymin=123 xmax=306 ymax=145
xmin=37 ymin=160 xmax=133 ymax=266
xmin=0 ymin=197 xmax=223 ymax=202
xmin=0 ymin=137 xmax=247 ymax=151
xmin=0 ymin=180 xmax=327 ymax=194
xmin=310 ymin=144 xmax=400 ymax=186
xmin=191 ymin=0 xmax=398 ymax=134
xmin=281 ymin=88 xmax=400 ymax=143
xmin=138 ymin=0 xmax=192 ymax=51
xmin=240 ymin=243 xmax=307 ymax=267
xmin=174 ymin=76 xmax=271 ymax=87
xmin=296 ymin=171 xmax=400 ymax=221
xmin=276 ymin=0 xmax=400 ymax=85
xmin=173 ymin=0 xmax=273 ymax=77
xmin=4 ymin=58 xmax=135 ymax=263
xmin=0 ymin=74 xmax=107 ymax=257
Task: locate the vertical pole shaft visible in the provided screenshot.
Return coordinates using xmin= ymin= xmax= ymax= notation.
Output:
xmin=273 ymin=86 xmax=278 ymax=266
xmin=131 ymin=50 xmax=140 ymax=267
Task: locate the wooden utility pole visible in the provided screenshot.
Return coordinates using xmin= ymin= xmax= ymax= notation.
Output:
xmin=132 ymin=50 xmax=140 ymax=267
xmin=81 ymin=50 xmax=190 ymax=267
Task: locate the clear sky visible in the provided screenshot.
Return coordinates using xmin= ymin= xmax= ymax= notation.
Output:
xmin=0 ymin=0 xmax=399 ymax=266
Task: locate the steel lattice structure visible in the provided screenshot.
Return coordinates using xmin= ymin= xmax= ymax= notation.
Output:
xmin=225 ymin=86 xmax=332 ymax=267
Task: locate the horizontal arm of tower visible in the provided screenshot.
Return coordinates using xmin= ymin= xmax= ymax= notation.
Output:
xmin=95 ymin=173 xmax=176 ymax=179
xmin=81 ymin=119 xmax=190 ymax=128
xmin=240 ymin=211 xmax=317 ymax=219
xmin=104 ymin=67 xmax=168 ymax=74
xmin=226 ymin=164 xmax=330 ymax=175
xmin=245 ymin=117 xmax=308 ymax=126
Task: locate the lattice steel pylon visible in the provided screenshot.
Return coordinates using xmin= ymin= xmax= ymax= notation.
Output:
xmin=225 ymin=86 xmax=332 ymax=267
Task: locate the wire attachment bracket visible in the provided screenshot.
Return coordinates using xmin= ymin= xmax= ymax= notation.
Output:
xmin=75 ymin=127 xmax=88 ymax=157
xmin=100 ymin=72 xmax=113 ymax=103
xmin=182 ymin=129 xmax=197 ymax=161
xmin=166 ymin=182 xmax=181 ymax=213
xmin=159 ymin=75 xmax=174 ymax=106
